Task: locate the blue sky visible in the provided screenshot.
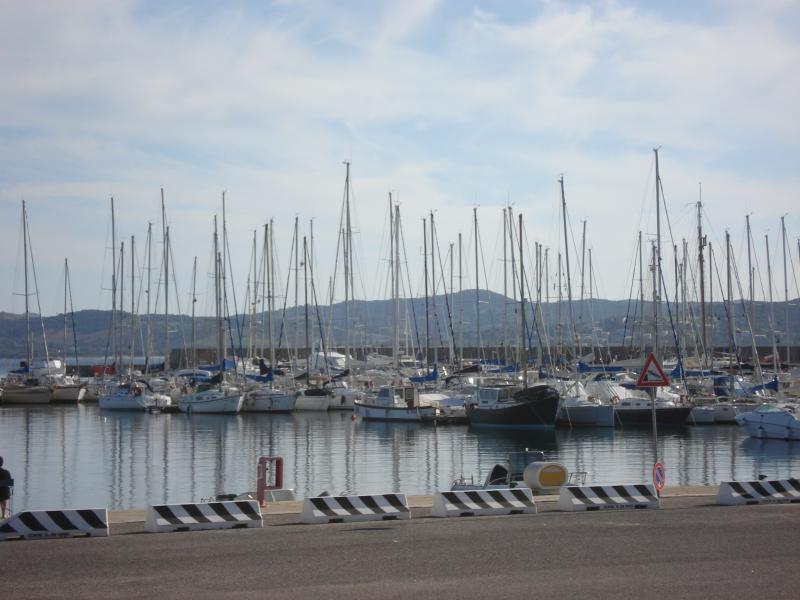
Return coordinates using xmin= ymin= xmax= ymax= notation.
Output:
xmin=1 ymin=0 xmax=799 ymax=316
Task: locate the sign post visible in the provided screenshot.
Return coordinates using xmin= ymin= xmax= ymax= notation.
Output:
xmin=636 ymin=352 xmax=670 ymax=468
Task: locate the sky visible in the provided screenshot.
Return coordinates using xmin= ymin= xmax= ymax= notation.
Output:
xmin=1 ymin=0 xmax=799 ymax=317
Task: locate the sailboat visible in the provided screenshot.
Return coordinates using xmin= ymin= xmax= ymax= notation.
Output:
xmin=50 ymin=258 xmax=87 ymax=403
xmin=466 ymin=212 xmax=561 ymax=429
xmin=178 ymin=214 xmax=244 ymax=415
xmin=3 ymin=200 xmax=53 ymax=405
xmin=99 ymin=232 xmax=170 ymax=411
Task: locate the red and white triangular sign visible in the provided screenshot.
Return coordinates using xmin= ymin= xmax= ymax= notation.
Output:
xmin=636 ymin=352 xmax=670 ymax=387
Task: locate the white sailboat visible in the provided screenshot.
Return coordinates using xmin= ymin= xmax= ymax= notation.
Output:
xmin=3 ymin=200 xmax=52 ymax=405
xmin=178 ymin=213 xmax=243 ymax=415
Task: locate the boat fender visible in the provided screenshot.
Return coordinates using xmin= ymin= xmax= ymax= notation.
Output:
xmin=134 ymin=386 xmax=142 ymax=397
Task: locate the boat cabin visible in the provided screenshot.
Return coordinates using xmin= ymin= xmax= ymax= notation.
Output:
xmin=374 ymin=385 xmax=420 ymax=408
xmin=476 ymin=385 xmax=518 ymax=406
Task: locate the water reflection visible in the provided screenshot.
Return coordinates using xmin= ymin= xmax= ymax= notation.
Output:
xmin=2 ymin=405 xmax=799 ymax=511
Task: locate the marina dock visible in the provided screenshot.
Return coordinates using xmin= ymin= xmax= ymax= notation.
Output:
xmin=3 ymin=486 xmax=798 ymax=599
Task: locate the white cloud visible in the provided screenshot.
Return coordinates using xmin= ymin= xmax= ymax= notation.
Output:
xmin=1 ymin=0 xmax=798 ymax=316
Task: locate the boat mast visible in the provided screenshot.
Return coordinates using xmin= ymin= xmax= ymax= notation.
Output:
xmin=343 ymin=161 xmax=351 ymax=372
xmin=119 ymin=240 xmax=125 ymax=374
xmin=191 ymin=255 xmax=197 ymax=369
xmin=423 ymin=217 xmax=430 ymax=368
xmin=430 ymin=210 xmax=438 ymax=368
xmin=458 ymin=231 xmax=463 ymax=369
xmin=22 ymin=200 xmax=32 ymax=370
xmin=559 ymin=176 xmax=578 ymax=361
xmin=63 ymin=257 xmax=68 ymax=360
xmin=653 ymin=149 xmax=662 ymax=361
xmin=110 ymin=196 xmax=117 ymax=372
xmin=294 ymin=216 xmax=300 ymax=364
xmin=519 ymin=213 xmax=527 ymax=388
xmin=473 ymin=207 xmax=480 ymax=359
xmin=268 ymin=219 xmax=276 ymax=369
xmin=726 ymin=231 xmax=734 ymax=372
xmin=781 ymin=216 xmax=790 ymax=371
xmin=214 ymin=216 xmax=223 ymax=368
xmin=145 ymin=222 xmax=152 ymax=372
xmin=249 ymin=229 xmax=257 ymax=359
xmin=746 ymin=214 xmax=754 ymax=313
xmin=391 ymin=195 xmax=400 ymax=369
xmin=503 ymin=207 xmax=508 ymax=365
xmin=161 ymin=189 xmax=170 ymax=372
xmin=766 ymin=233 xmax=779 ymax=374
xmin=697 ymin=196 xmax=707 ymax=368
xmin=129 ymin=235 xmax=135 ymax=375
xmin=304 ymin=235 xmax=310 ymax=381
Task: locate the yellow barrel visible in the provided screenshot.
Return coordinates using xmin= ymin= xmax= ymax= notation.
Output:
xmin=523 ymin=462 xmax=569 ymax=491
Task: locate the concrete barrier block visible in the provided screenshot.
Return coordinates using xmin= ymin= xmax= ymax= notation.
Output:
xmin=716 ymin=479 xmax=800 ymax=506
xmin=145 ymin=500 xmax=262 ymax=533
xmin=431 ymin=488 xmax=537 ymax=517
xmin=0 ymin=508 xmax=108 ymax=541
xmin=301 ymin=494 xmax=410 ymax=524
xmin=558 ymin=484 xmax=660 ymax=511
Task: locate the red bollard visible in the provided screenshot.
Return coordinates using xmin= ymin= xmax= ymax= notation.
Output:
xmin=256 ymin=456 xmax=284 ymax=507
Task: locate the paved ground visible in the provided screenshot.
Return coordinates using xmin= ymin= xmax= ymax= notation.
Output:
xmin=2 ymin=493 xmax=799 ymax=599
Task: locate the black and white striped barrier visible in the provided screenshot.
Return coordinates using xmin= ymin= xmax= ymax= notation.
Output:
xmin=0 ymin=508 xmax=108 ymax=541
xmin=145 ymin=500 xmax=262 ymax=533
xmin=717 ymin=479 xmax=800 ymax=506
xmin=557 ymin=484 xmax=660 ymax=511
xmin=431 ymin=488 xmax=537 ymax=517
xmin=300 ymin=494 xmax=410 ymax=524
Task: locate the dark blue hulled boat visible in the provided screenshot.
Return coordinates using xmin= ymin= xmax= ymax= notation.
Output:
xmin=466 ymin=384 xmax=560 ymax=430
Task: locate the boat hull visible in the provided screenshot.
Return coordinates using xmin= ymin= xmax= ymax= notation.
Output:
xmin=686 ymin=406 xmax=716 ymax=424
xmin=244 ymin=390 xmax=296 ymax=413
xmin=557 ymin=403 xmax=615 ymax=427
xmin=294 ymin=392 xmax=330 ymax=411
xmin=99 ymin=393 xmax=156 ymax=411
xmin=736 ymin=409 xmax=800 ymax=441
xmin=466 ymin=385 xmax=560 ymax=430
xmin=51 ymin=384 xmax=86 ymax=403
xmin=179 ymin=390 xmax=243 ymax=414
xmin=2 ymin=385 xmax=52 ymax=404
xmin=614 ymin=406 xmax=693 ymax=426
xmin=354 ymin=402 xmax=437 ymax=422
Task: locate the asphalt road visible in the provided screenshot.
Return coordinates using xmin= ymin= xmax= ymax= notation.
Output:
xmin=2 ymin=497 xmax=799 ymax=599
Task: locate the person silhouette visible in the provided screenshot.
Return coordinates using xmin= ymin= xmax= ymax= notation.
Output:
xmin=0 ymin=456 xmax=12 ymax=519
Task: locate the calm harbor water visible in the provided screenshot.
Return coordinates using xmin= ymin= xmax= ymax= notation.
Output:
xmin=1 ymin=404 xmax=799 ymax=512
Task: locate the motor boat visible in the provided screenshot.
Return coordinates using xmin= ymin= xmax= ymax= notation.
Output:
xmin=735 ymin=404 xmax=800 ymax=441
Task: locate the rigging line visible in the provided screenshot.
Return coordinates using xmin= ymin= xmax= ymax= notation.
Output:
xmin=275 ymin=226 xmax=297 ymax=366
xmin=431 ymin=217 xmax=457 ymax=357
xmin=67 ymin=262 xmax=80 ymax=368
xmin=167 ymin=232 xmax=189 ymax=366
xmin=658 ymin=264 xmax=689 ymax=393
xmin=25 ymin=208 xmax=51 ymax=364
xmin=730 ymin=249 xmax=766 ymax=386
xmin=398 ymin=211 xmax=422 ymax=357
xmin=711 ymin=241 xmax=744 ymax=372
xmin=222 ymin=225 xmax=245 ymax=363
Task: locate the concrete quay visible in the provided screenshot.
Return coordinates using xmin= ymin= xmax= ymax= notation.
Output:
xmin=3 ymin=486 xmax=799 ymax=599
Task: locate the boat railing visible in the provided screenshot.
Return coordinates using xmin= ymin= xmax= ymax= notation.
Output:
xmin=567 ymin=471 xmax=588 ymax=485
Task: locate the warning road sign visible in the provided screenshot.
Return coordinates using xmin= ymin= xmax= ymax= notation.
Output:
xmin=636 ymin=353 xmax=670 ymax=387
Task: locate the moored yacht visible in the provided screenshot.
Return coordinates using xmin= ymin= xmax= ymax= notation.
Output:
xmin=466 ymin=384 xmax=560 ymax=430
xmin=354 ymin=384 xmax=437 ymax=422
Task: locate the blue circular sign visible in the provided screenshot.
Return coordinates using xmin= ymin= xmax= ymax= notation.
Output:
xmin=653 ymin=462 xmax=666 ymax=491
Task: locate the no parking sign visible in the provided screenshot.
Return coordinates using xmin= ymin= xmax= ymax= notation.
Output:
xmin=653 ymin=462 xmax=666 ymax=492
